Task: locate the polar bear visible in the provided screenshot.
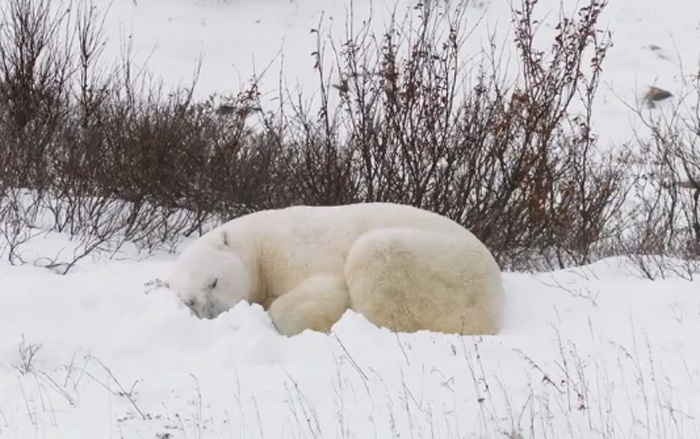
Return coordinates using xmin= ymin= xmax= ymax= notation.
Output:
xmin=164 ymin=202 xmax=504 ymax=336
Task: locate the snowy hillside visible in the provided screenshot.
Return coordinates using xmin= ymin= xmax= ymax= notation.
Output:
xmin=98 ymin=0 xmax=700 ymax=146
xmin=1 ymin=239 xmax=699 ymax=438
xmin=1 ymin=0 xmax=700 ymax=437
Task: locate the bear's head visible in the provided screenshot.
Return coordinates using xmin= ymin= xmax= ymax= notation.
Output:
xmin=165 ymin=231 xmax=252 ymax=319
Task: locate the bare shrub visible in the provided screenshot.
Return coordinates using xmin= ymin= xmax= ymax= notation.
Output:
xmin=0 ymin=0 xmax=246 ymax=266
xmin=616 ymin=74 xmax=700 ymax=279
xmin=262 ymin=0 xmax=627 ymax=271
xmin=0 ymin=0 xmax=73 ymax=191
xmin=13 ymin=335 xmax=43 ymax=375
xmin=0 ymin=0 xmax=691 ymax=274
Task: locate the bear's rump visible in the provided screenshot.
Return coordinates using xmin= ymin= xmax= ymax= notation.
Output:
xmin=342 ymin=227 xmax=503 ymax=334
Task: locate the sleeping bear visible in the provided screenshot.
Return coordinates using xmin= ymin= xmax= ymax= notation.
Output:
xmin=164 ymin=202 xmax=504 ymax=336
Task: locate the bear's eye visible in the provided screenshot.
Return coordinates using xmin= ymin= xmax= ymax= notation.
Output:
xmin=208 ymin=278 xmax=218 ymax=289
xmin=186 ymin=299 xmax=196 ymax=308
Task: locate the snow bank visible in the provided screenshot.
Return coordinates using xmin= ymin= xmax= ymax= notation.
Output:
xmin=1 ymin=249 xmax=699 ymax=438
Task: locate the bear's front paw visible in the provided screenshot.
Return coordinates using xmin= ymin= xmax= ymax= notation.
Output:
xmin=267 ymin=275 xmax=350 ymax=336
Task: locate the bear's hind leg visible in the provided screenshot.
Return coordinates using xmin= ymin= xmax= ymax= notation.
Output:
xmin=267 ymin=274 xmax=350 ymax=336
xmin=344 ymin=228 xmax=504 ymax=335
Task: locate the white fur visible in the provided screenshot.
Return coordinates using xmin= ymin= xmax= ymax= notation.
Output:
xmin=165 ymin=202 xmax=504 ymax=336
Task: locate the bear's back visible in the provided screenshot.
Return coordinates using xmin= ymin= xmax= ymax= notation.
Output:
xmin=240 ymin=202 xmax=468 ymax=240
xmin=226 ymin=203 xmax=472 ymax=295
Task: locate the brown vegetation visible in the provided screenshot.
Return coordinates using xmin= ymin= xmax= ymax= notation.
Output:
xmin=0 ymin=0 xmax=697 ymax=276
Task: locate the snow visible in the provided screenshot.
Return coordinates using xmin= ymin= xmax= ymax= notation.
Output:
xmin=96 ymin=0 xmax=700 ymax=147
xmin=1 ymin=0 xmax=700 ymax=437
xmin=1 ymin=239 xmax=699 ymax=438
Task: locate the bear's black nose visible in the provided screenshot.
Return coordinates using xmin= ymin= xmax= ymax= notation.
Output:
xmin=184 ymin=299 xmax=200 ymax=317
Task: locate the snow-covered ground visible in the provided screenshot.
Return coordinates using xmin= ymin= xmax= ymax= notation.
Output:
xmin=97 ymin=0 xmax=700 ymax=147
xmin=1 ymin=233 xmax=699 ymax=438
xmin=1 ymin=0 xmax=700 ymax=437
